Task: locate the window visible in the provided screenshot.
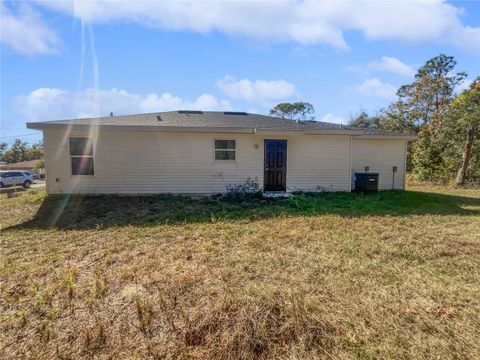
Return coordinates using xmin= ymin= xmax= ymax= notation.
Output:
xmin=215 ymin=140 xmax=236 ymax=160
xmin=69 ymin=137 xmax=94 ymax=175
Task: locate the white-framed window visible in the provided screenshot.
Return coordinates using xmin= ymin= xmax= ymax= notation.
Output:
xmin=69 ymin=137 xmax=94 ymax=175
xmin=214 ymin=139 xmax=236 ymax=160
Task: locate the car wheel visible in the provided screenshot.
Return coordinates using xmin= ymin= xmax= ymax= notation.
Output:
xmin=23 ymin=180 xmax=31 ymax=189
xmin=0 ymin=182 xmax=4 ymax=188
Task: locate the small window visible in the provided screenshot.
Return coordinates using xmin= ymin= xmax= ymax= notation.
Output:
xmin=215 ymin=140 xmax=236 ymax=160
xmin=70 ymin=137 xmax=94 ymax=175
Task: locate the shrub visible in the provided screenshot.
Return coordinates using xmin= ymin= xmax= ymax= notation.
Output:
xmin=225 ymin=178 xmax=262 ymax=200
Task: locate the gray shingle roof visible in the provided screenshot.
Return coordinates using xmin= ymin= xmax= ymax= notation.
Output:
xmin=26 ymin=110 xmax=416 ymax=139
xmin=28 ymin=111 xmax=344 ymax=130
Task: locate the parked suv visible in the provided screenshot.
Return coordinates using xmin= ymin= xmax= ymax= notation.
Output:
xmin=0 ymin=171 xmax=33 ymax=188
xmin=23 ymin=171 xmax=41 ymax=180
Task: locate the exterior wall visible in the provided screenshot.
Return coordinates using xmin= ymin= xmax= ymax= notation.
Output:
xmin=351 ymin=139 xmax=407 ymax=190
xmin=42 ymin=128 xmax=352 ymax=194
xmin=286 ymin=135 xmax=351 ymax=192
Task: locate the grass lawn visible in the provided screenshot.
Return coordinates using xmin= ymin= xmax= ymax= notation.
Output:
xmin=1 ymin=185 xmax=479 ymax=359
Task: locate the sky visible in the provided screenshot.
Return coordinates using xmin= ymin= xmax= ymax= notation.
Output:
xmin=1 ymin=0 xmax=479 ymax=144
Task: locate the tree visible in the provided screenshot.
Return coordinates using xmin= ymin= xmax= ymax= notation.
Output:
xmin=27 ymin=141 xmax=43 ymax=161
xmin=0 ymin=139 xmax=44 ymax=163
xmin=348 ymin=111 xmax=385 ymax=129
xmin=393 ymin=55 xmax=467 ymax=181
xmin=441 ymin=78 xmax=480 ymax=185
xmin=0 ymin=142 xmax=7 ymax=160
xmin=269 ymin=102 xmax=315 ymax=121
xmin=33 ymin=159 xmax=45 ymax=172
xmin=2 ymin=139 xmax=29 ymax=163
xmin=396 ymin=54 xmax=466 ymax=129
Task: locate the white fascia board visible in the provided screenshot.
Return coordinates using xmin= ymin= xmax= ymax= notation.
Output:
xmin=354 ymin=134 xmax=418 ymax=140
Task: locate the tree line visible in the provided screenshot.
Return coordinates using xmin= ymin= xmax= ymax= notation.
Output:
xmin=0 ymin=139 xmax=44 ymax=164
xmin=271 ymin=54 xmax=479 ymax=186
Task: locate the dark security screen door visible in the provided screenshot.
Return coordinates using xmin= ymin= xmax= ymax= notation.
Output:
xmin=264 ymin=140 xmax=287 ymax=192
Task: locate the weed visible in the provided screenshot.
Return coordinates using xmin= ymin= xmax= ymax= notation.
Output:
xmin=0 ymin=184 xmax=479 ymax=359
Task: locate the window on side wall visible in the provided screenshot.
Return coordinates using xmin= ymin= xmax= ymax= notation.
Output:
xmin=69 ymin=137 xmax=94 ymax=175
xmin=215 ymin=140 xmax=236 ymax=160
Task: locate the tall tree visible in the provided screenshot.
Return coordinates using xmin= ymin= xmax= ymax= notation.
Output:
xmin=394 ymin=55 xmax=467 ymax=181
xmin=396 ymin=54 xmax=466 ymax=129
xmin=269 ymin=102 xmax=315 ymax=121
xmin=441 ymin=78 xmax=480 ymax=185
xmin=2 ymin=139 xmax=28 ymax=163
xmin=348 ymin=111 xmax=380 ymax=129
xmin=27 ymin=141 xmax=44 ymax=161
xmin=0 ymin=139 xmax=44 ymax=163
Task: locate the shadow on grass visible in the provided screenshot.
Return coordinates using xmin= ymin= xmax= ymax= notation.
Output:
xmin=7 ymin=189 xmax=480 ymax=230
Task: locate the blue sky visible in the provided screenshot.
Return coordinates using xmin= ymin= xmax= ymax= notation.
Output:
xmin=1 ymin=0 xmax=479 ymax=144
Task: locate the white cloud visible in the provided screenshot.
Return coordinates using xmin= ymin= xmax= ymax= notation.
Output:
xmin=349 ymin=78 xmax=398 ymax=100
xmin=0 ymin=2 xmax=60 ymax=56
xmin=347 ymin=57 xmax=415 ymax=78
xmin=319 ymin=113 xmax=346 ymax=125
xmin=36 ymin=0 xmax=480 ymax=54
xmin=367 ymin=57 xmax=415 ymax=78
xmin=14 ymin=88 xmax=231 ymax=121
xmin=216 ymin=76 xmax=296 ymax=105
xmin=456 ymin=79 xmax=473 ymax=93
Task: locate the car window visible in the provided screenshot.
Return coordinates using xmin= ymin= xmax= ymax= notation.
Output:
xmin=1 ymin=173 xmax=10 ymax=178
xmin=12 ymin=172 xmax=23 ymax=176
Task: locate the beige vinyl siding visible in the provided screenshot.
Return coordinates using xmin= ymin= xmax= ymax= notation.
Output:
xmin=352 ymin=139 xmax=407 ymax=190
xmin=43 ymin=128 xmax=352 ymax=194
xmin=287 ymin=135 xmax=351 ymax=192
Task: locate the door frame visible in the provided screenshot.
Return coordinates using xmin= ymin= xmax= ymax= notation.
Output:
xmin=263 ymin=139 xmax=287 ymax=192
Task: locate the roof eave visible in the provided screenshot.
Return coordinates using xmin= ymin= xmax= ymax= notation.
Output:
xmin=26 ymin=123 xmax=257 ymax=134
xmin=27 ymin=122 xmax=414 ymax=138
xmin=304 ymin=129 xmax=364 ymax=135
xmin=354 ymin=134 xmax=418 ymax=140
xmin=27 ymin=123 xmax=359 ymax=135
xmin=26 ymin=122 xmax=47 ymax=130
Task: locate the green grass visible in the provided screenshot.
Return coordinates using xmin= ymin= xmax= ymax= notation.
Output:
xmin=2 ymin=186 xmax=479 ymax=229
xmin=1 ymin=185 xmax=479 ymax=359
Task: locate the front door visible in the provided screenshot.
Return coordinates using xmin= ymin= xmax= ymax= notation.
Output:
xmin=264 ymin=140 xmax=287 ymax=192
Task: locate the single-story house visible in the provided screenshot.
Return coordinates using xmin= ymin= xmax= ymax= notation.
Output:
xmin=0 ymin=159 xmax=45 ymax=174
xmin=27 ymin=111 xmax=416 ymax=195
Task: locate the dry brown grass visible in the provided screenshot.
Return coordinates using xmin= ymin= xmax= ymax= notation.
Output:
xmin=1 ymin=185 xmax=479 ymax=359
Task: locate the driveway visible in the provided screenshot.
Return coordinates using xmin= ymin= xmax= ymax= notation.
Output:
xmin=0 ymin=181 xmax=45 ymax=195
xmin=31 ymin=181 xmax=46 ymax=189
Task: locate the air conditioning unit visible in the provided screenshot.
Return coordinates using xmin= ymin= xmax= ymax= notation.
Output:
xmin=354 ymin=172 xmax=379 ymax=193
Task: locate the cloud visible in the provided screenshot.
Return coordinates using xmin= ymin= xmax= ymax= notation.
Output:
xmin=216 ymin=76 xmax=296 ymax=105
xmin=36 ymin=0 xmax=480 ymax=54
xmin=456 ymin=79 xmax=473 ymax=93
xmin=14 ymin=88 xmax=231 ymax=121
xmin=347 ymin=57 xmax=415 ymax=78
xmin=0 ymin=2 xmax=60 ymax=56
xmin=367 ymin=57 xmax=416 ymax=78
xmin=349 ymin=78 xmax=398 ymax=100
xmin=319 ymin=113 xmax=346 ymax=125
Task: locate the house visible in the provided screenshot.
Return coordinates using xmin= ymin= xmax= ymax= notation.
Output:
xmin=0 ymin=159 xmax=45 ymax=174
xmin=27 ymin=111 xmax=416 ymax=195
